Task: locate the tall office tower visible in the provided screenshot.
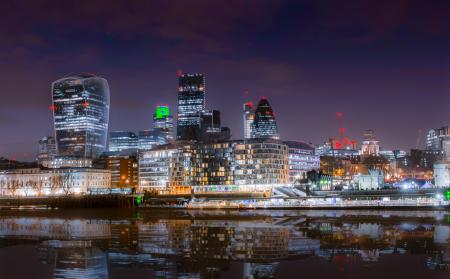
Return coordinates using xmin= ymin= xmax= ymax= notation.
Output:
xmin=252 ymin=97 xmax=279 ymax=140
xmin=153 ymin=105 xmax=174 ymax=141
xmin=243 ymin=102 xmax=255 ymax=139
xmin=198 ymin=110 xmax=230 ymax=142
xmin=37 ymin=136 xmax=57 ymax=164
xmin=360 ymin=129 xmax=380 ymax=156
xmin=52 ymin=73 xmax=110 ymax=158
xmin=109 ymin=131 xmax=138 ymax=152
xmin=176 ymin=73 xmax=205 ymax=140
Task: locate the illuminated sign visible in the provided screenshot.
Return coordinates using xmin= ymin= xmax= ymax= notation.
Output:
xmin=155 ymin=106 xmax=170 ymax=120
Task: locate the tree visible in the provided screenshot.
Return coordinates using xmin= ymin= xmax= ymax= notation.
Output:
xmin=33 ymin=179 xmax=45 ymax=196
xmin=62 ymin=173 xmax=74 ymax=195
xmin=50 ymin=174 xmax=63 ymax=195
xmin=8 ymin=179 xmax=20 ymax=196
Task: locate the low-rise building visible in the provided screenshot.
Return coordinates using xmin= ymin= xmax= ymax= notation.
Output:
xmin=434 ymin=162 xmax=449 ymax=188
xmin=356 ymin=170 xmax=384 ymax=190
xmin=0 ymin=168 xmax=111 ymax=196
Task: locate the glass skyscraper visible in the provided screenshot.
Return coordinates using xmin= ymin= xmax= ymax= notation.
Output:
xmin=252 ymin=97 xmax=279 ymax=140
xmin=52 ymin=73 xmax=110 ymax=158
xmin=243 ymin=101 xmax=255 ymax=139
xmin=176 ymin=73 xmax=205 ymax=140
xmin=153 ymin=105 xmax=174 ymax=141
xmin=109 ymin=131 xmax=138 ymax=152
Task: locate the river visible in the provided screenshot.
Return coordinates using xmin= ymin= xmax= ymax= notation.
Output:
xmin=0 ymin=209 xmax=449 ymax=278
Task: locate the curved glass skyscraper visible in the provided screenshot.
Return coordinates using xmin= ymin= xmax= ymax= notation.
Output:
xmin=52 ymin=73 xmax=110 ymax=158
xmin=252 ymin=97 xmax=279 ymax=140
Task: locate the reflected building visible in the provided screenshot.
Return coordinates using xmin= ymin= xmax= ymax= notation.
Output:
xmin=52 ymin=73 xmax=110 ymax=158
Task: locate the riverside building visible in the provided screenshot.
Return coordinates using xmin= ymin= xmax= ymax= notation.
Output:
xmin=0 ymin=168 xmax=111 ymax=196
xmin=138 ymin=139 xmax=289 ymax=194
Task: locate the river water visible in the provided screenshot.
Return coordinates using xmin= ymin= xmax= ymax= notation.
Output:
xmin=0 ymin=209 xmax=449 ymax=278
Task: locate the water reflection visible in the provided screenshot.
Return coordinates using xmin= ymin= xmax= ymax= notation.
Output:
xmin=0 ymin=210 xmax=449 ymax=278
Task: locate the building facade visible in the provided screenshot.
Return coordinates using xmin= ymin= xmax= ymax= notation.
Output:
xmin=283 ymin=141 xmax=320 ymax=183
xmin=138 ymin=140 xmax=290 ymax=193
xmin=103 ymin=154 xmax=138 ymax=188
xmin=252 ymin=97 xmax=279 ymax=140
xmin=360 ymin=130 xmax=380 ymax=156
xmin=0 ymin=168 xmax=111 ymax=196
xmin=109 ymin=131 xmax=138 ymax=152
xmin=434 ymin=162 xmax=449 ymax=188
xmin=138 ymin=129 xmax=167 ymax=151
xmin=38 ymin=136 xmax=57 ymax=165
xmin=52 ymin=73 xmax=110 ymax=158
xmin=176 ymin=73 xmax=205 ymax=140
xmin=426 ymin=127 xmax=450 ymax=151
xmin=243 ymin=102 xmax=255 ymax=139
xmin=153 ymin=105 xmax=174 ymax=141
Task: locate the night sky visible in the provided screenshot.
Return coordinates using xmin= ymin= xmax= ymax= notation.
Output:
xmin=1 ymin=0 xmax=450 ymax=160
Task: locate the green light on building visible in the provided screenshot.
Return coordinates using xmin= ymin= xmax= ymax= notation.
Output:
xmin=136 ymin=195 xmax=143 ymax=206
xmin=155 ymin=106 xmax=171 ymax=120
xmin=444 ymin=190 xmax=450 ymax=201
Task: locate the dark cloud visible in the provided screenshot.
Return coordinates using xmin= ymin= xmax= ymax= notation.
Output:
xmin=0 ymin=0 xmax=450 ymax=159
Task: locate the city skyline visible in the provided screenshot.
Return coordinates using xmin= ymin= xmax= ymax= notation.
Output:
xmin=2 ymin=0 xmax=450 ymax=160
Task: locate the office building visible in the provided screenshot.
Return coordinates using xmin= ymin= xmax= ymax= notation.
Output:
xmin=138 ymin=139 xmax=289 ymax=193
xmin=360 ymin=130 xmax=380 ymax=156
xmin=283 ymin=141 xmax=320 ymax=183
xmin=426 ymin=126 xmax=450 ymax=151
xmin=139 ymin=143 xmax=194 ymax=192
xmin=153 ymin=105 xmax=174 ymax=141
xmin=243 ymin=102 xmax=255 ymax=139
xmin=176 ymin=73 xmax=205 ymax=140
xmin=252 ymin=97 xmax=279 ymax=140
xmin=233 ymin=139 xmax=288 ymax=186
xmin=101 ymin=153 xmax=138 ymax=188
xmin=138 ymin=129 xmax=167 ymax=151
xmin=37 ymin=136 xmax=57 ymax=165
xmin=109 ymin=131 xmax=138 ymax=152
xmin=51 ymin=73 xmax=110 ymax=158
xmin=198 ymin=110 xmax=231 ymax=142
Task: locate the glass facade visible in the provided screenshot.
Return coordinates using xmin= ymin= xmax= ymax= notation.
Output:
xmin=252 ymin=97 xmax=279 ymax=140
xmin=109 ymin=131 xmax=138 ymax=152
xmin=283 ymin=141 xmax=320 ymax=182
xmin=52 ymin=73 xmax=110 ymax=158
xmin=153 ymin=105 xmax=174 ymax=141
xmin=243 ymin=102 xmax=255 ymax=139
xmin=138 ymin=129 xmax=167 ymax=151
xmin=176 ymin=73 xmax=205 ymax=140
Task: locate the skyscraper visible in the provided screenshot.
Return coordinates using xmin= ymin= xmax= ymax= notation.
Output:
xmin=109 ymin=131 xmax=138 ymax=152
xmin=243 ymin=101 xmax=255 ymax=139
xmin=153 ymin=105 xmax=174 ymax=141
xmin=252 ymin=97 xmax=279 ymax=140
xmin=52 ymin=73 xmax=110 ymax=158
xmin=176 ymin=73 xmax=205 ymax=140
xmin=37 ymin=136 xmax=57 ymax=165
